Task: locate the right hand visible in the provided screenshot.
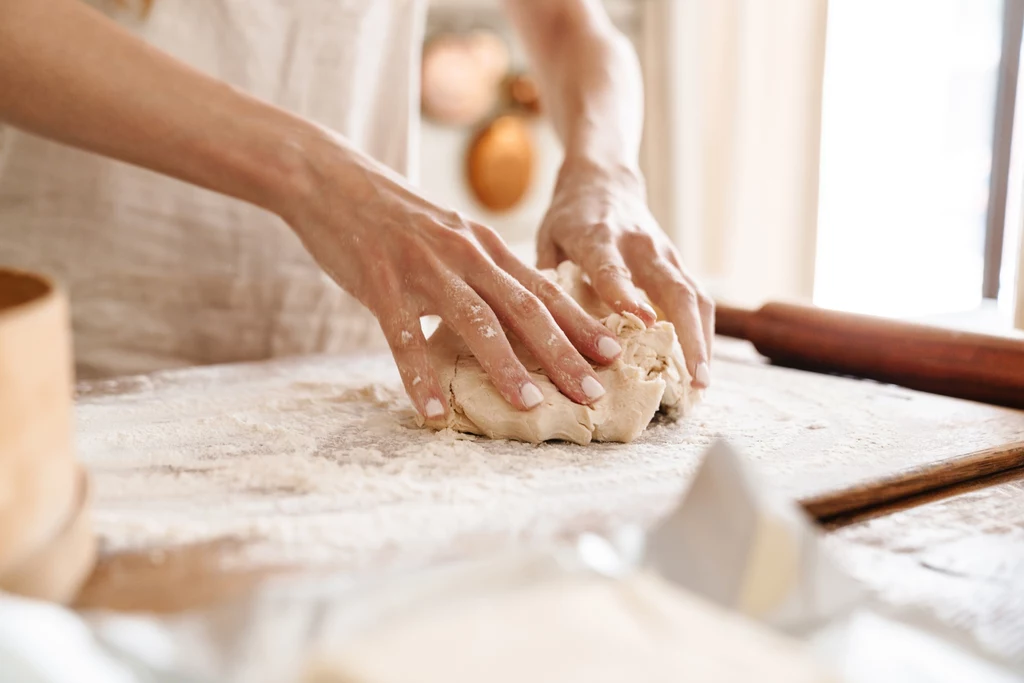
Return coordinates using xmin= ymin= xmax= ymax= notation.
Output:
xmin=282 ymin=132 xmax=624 ymax=421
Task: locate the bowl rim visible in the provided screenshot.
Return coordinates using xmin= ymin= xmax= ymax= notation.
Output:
xmin=0 ymin=267 xmax=60 ymax=323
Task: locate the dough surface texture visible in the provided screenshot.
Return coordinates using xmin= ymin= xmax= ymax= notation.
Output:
xmin=425 ymin=262 xmax=701 ymax=444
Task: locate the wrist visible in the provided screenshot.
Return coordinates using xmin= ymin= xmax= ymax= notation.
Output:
xmin=557 ymin=152 xmax=647 ymax=199
xmin=233 ymin=118 xmax=327 ymax=223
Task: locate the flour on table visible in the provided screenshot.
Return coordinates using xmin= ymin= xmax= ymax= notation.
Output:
xmin=74 ymin=338 xmax=1024 ymax=578
xmin=423 ymin=262 xmax=702 ymax=444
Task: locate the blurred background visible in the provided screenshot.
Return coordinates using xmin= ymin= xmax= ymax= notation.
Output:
xmin=418 ymin=0 xmax=1024 ymax=333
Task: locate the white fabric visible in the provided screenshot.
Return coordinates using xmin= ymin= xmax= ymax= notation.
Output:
xmin=0 ymin=0 xmax=427 ymax=379
xmin=1016 ymin=245 xmax=1024 ymax=330
xmin=638 ymin=0 xmax=828 ymax=306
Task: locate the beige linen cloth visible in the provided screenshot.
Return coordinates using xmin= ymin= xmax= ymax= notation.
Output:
xmin=0 ymin=0 xmax=426 ymax=379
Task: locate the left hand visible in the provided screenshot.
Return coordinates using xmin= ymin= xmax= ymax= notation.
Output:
xmin=536 ymin=159 xmax=714 ymax=388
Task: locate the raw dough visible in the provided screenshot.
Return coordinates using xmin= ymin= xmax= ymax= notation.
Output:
xmin=424 ymin=262 xmax=701 ymax=444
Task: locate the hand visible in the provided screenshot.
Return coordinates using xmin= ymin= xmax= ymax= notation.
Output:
xmin=537 ymin=159 xmax=714 ymax=388
xmin=283 ymin=134 xmax=624 ymax=420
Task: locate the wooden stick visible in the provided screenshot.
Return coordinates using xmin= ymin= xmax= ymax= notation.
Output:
xmin=716 ymin=301 xmax=1024 ymax=409
xmin=800 ymin=440 xmax=1024 ymax=521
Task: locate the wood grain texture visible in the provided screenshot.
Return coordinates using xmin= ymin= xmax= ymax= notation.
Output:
xmin=830 ymin=472 xmax=1024 ymax=669
xmin=716 ymin=302 xmax=1024 ymax=409
xmin=801 ymin=441 xmax=1024 ymax=521
xmin=822 ymin=466 xmax=1024 ymax=529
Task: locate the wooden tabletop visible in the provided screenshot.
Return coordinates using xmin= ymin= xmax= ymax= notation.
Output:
xmin=829 ymin=470 xmax=1024 ymax=669
xmin=70 ymin=340 xmax=1024 ymax=665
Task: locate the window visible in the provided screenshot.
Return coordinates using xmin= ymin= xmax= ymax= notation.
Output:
xmin=814 ymin=0 xmax=1016 ymax=321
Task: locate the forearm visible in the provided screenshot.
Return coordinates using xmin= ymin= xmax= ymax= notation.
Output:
xmin=504 ymin=0 xmax=644 ymax=171
xmin=0 ymin=0 xmax=328 ymax=218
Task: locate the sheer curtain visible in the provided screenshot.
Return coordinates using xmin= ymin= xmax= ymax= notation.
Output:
xmin=638 ymin=0 xmax=830 ymax=307
xmin=1016 ymin=236 xmax=1024 ymax=329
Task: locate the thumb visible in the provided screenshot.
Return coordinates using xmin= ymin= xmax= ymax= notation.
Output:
xmin=536 ymin=235 xmax=562 ymax=270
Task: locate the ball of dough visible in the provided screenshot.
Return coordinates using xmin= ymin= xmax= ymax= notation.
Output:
xmin=421 ymin=262 xmax=701 ymax=444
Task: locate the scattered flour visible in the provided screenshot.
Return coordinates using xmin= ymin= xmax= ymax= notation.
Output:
xmin=75 ymin=343 xmax=1024 ymax=577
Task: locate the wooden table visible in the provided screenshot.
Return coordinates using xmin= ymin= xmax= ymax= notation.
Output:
xmin=69 ymin=340 xmax=1024 ymax=670
xmin=829 ymin=471 xmax=1024 ymax=669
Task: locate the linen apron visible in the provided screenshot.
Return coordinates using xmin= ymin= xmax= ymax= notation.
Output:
xmin=0 ymin=0 xmax=426 ymax=379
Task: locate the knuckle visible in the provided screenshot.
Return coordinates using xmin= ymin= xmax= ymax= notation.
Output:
xmin=622 ymin=230 xmax=659 ymax=254
xmin=696 ymin=291 xmax=715 ymax=313
xmin=579 ymin=222 xmax=615 ymax=242
xmin=452 ymin=212 xmax=475 ymax=231
xmin=671 ymin=280 xmax=698 ymax=305
xmin=456 ymin=298 xmax=495 ymax=328
xmin=512 ymin=292 xmax=546 ymax=323
xmin=494 ymin=356 xmax=527 ymax=385
xmin=532 ymin=275 xmax=565 ymax=304
xmin=593 ymin=261 xmax=631 ymax=280
xmin=470 ymin=222 xmax=501 ymax=245
xmin=555 ymin=348 xmax=585 ymax=374
xmin=438 ymin=275 xmax=475 ymax=312
xmin=452 ymin=243 xmax=495 ymax=278
xmin=436 ymin=209 xmax=472 ymax=232
xmin=544 ymin=352 xmax=580 ymax=389
xmin=446 ymin=230 xmax=479 ymax=256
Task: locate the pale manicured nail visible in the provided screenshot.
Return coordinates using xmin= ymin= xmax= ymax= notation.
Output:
xmin=597 ymin=336 xmax=622 ymax=359
xmin=581 ymin=375 xmax=606 ymax=401
xmin=520 ymin=382 xmax=544 ymax=409
xmin=694 ymin=362 xmax=711 ymax=388
xmin=425 ymin=398 xmax=445 ymax=418
xmin=638 ymin=302 xmax=657 ymax=321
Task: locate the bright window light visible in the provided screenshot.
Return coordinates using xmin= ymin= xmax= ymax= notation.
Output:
xmin=815 ymin=0 xmax=1003 ymax=318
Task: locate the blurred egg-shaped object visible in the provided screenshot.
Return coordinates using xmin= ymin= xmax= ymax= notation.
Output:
xmin=421 ymin=31 xmax=510 ymax=127
xmin=505 ymin=73 xmax=542 ymax=116
xmin=465 ymin=29 xmax=511 ymax=83
xmin=467 ymin=115 xmax=534 ymax=212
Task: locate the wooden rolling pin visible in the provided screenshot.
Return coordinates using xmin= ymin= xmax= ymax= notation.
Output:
xmin=715 ymin=302 xmax=1024 ymax=410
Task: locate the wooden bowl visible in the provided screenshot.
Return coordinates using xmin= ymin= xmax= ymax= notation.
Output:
xmin=466 ymin=115 xmax=534 ymax=212
xmin=0 ymin=466 xmax=96 ymax=604
xmin=0 ymin=269 xmax=79 ymax=582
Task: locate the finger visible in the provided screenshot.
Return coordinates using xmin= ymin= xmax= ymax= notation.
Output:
xmin=575 ymin=241 xmax=657 ymax=327
xmin=668 ymin=250 xmax=715 ymax=368
xmin=435 ymin=274 xmax=547 ymax=411
xmin=701 ymin=296 xmax=715 ymax=370
xmin=378 ymin=306 xmax=447 ymax=421
xmin=469 ymin=267 xmax=607 ymax=406
xmin=536 ymin=234 xmax=563 ymax=270
xmin=472 ymin=225 xmax=622 ymax=365
xmin=632 ymin=256 xmax=710 ymax=389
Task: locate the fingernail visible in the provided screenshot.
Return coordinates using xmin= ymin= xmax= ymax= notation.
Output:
xmin=425 ymin=398 xmax=445 ymax=418
xmin=638 ymin=302 xmax=657 ymax=322
xmin=694 ymin=362 xmax=711 ymax=388
xmin=597 ymin=336 xmax=622 ymax=359
xmin=520 ymin=382 xmax=544 ymax=409
xmin=581 ymin=375 xmax=606 ymax=401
